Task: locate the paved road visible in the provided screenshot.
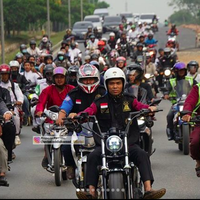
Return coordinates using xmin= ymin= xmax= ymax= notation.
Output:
xmin=1 ymin=26 xmax=199 ymax=199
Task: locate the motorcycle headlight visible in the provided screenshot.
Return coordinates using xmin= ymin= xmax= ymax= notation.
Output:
xmin=137 ymin=117 xmax=145 ymax=126
xmin=164 ymin=69 xmax=171 ymax=77
xmin=179 ymin=105 xmax=184 ymax=112
xmin=144 ymin=73 xmax=151 ymax=79
xmin=48 ymin=112 xmax=58 ymax=121
xmin=149 ymin=51 xmax=154 ymax=56
xmin=106 ymin=135 xmax=123 ymax=153
xmin=28 ymin=94 xmax=34 ymax=100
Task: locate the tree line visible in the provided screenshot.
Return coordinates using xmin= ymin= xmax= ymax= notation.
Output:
xmin=2 ymin=0 xmax=109 ymax=37
xmin=168 ymin=0 xmax=200 ymax=25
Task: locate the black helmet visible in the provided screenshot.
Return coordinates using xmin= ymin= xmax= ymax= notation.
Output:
xmin=43 ymin=64 xmax=54 ymax=78
xmin=68 ymin=65 xmax=79 ymax=74
xmin=44 ymin=54 xmax=53 ymax=62
xmin=187 ymin=60 xmax=199 ymax=70
xmin=137 ymin=43 xmax=144 ymax=48
xmin=30 ymin=39 xmax=36 ymax=45
xmin=127 ymin=64 xmax=144 ymax=82
xmin=71 ymin=42 xmax=76 ymax=49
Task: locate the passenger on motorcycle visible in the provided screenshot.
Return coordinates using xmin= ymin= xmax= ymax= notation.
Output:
xmin=69 ymin=67 xmax=166 ymax=199
xmin=35 ymin=67 xmax=75 ymax=168
xmin=164 ymin=62 xmax=196 ymax=140
xmin=0 ymin=64 xmax=24 ymax=147
xmin=57 ymin=64 xmax=106 ymax=179
xmin=27 ymin=39 xmax=41 ymax=56
xmin=182 ymin=82 xmax=200 ymax=177
xmin=0 ymin=99 xmax=13 ymax=185
xmin=187 ymin=60 xmax=200 ymax=83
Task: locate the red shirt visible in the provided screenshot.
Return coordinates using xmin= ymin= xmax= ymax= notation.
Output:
xmin=183 ymin=85 xmax=200 ymax=116
xmin=36 ymin=84 xmax=75 ymax=113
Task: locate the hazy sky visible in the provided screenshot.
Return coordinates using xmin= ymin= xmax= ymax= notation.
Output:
xmin=103 ymin=0 xmax=175 ymax=22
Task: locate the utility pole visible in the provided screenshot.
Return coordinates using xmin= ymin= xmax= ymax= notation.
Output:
xmin=68 ymin=0 xmax=71 ymax=28
xmin=81 ymin=0 xmax=83 ymax=21
xmin=0 ymin=0 xmax=5 ymax=63
xmin=47 ymin=0 xmax=50 ymax=39
xmin=125 ymin=1 xmax=128 ymax=12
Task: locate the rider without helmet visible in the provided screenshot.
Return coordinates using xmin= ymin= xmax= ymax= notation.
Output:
xmin=77 ymin=64 xmax=100 ymax=94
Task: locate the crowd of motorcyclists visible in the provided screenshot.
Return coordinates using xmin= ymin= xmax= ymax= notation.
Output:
xmin=0 ymin=15 xmax=200 ymax=199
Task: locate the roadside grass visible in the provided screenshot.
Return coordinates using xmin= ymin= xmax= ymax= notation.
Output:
xmin=0 ymin=30 xmax=65 ymax=64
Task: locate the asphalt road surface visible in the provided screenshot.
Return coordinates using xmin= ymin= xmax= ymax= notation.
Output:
xmin=1 ymin=26 xmax=199 ymax=199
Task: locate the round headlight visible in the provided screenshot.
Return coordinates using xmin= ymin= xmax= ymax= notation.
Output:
xmin=106 ymin=136 xmax=123 ymax=153
xmin=49 ymin=113 xmax=58 ymax=121
xmin=144 ymin=73 xmax=151 ymax=79
xmin=164 ymin=69 xmax=171 ymax=77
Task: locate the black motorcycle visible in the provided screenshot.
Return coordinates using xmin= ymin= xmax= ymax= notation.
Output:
xmin=64 ymin=109 xmax=162 ymax=199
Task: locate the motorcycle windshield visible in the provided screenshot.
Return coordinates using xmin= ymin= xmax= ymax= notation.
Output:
xmin=175 ymin=79 xmax=192 ymax=99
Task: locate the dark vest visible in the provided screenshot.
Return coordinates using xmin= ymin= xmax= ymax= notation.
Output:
xmin=69 ymin=85 xmax=106 ymax=114
xmin=94 ymin=93 xmax=140 ymax=146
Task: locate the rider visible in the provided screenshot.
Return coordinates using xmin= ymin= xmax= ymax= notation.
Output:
xmin=0 ymin=64 xmax=24 ymax=148
xmin=27 ymin=39 xmax=41 ymax=56
xmin=57 ymin=64 xmax=106 ymax=179
xmin=38 ymin=36 xmax=52 ymax=54
xmin=145 ymin=33 xmax=158 ymax=46
xmin=35 ymin=66 xmax=75 ymax=168
xmin=182 ymin=82 xmax=200 ymax=177
xmin=31 ymin=64 xmax=54 ymax=133
xmin=187 ymin=60 xmax=200 ymax=83
xmin=167 ymin=24 xmax=179 ymax=36
xmin=9 ymin=60 xmax=30 ymax=126
xmin=0 ymin=98 xmax=13 ymax=185
xmin=67 ymin=65 xmax=79 ymax=87
xmin=69 ymin=67 xmax=166 ymax=199
xmin=108 ymin=32 xmax=117 ymax=49
xmin=164 ymin=62 xmax=196 ymax=140
xmin=116 ymin=56 xmax=127 ymax=73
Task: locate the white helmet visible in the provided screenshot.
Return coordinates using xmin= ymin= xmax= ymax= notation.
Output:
xmin=104 ymin=67 xmax=126 ymax=91
xmin=102 ymin=37 xmax=107 ymax=42
xmin=109 ymin=32 xmax=115 ymax=37
xmin=9 ymin=60 xmax=20 ymax=68
xmin=77 ymin=64 xmax=100 ymax=94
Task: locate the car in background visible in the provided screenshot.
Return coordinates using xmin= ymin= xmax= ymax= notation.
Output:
xmin=93 ymin=8 xmax=109 ymax=22
xmin=103 ymin=16 xmax=121 ymax=33
xmin=119 ymin=12 xmax=135 ymax=23
xmin=72 ymin=21 xmax=93 ymax=41
xmin=84 ymin=15 xmax=102 ymax=34
xmin=139 ymin=13 xmax=156 ymax=24
xmin=133 ymin=13 xmax=140 ymax=24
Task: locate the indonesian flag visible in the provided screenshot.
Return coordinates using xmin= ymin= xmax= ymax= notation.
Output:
xmin=76 ymin=99 xmax=81 ymax=104
xmin=100 ymin=103 xmax=108 ymax=109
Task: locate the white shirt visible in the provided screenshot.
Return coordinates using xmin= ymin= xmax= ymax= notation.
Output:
xmin=27 ymin=47 xmax=41 ymax=56
xmin=0 ymin=81 xmax=24 ymax=103
xmin=21 ymin=71 xmax=41 ymax=85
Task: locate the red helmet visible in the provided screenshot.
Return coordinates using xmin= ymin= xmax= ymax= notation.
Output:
xmin=116 ymin=56 xmax=127 ymax=67
xmin=0 ymin=64 xmax=11 ymax=74
xmin=98 ymin=40 xmax=105 ymax=46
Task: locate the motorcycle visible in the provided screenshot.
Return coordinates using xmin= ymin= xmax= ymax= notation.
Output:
xmin=36 ymin=105 xmax=68 ymax=186
xmin=117 ymin=43 xmax=128 ymax=58
xmin=146 ymin=44 xmax=157 ymax=63
xmin=65 ymin=109 xmax=162 ymax=199
xmin=169 ymin=80 xmax=193 ymax=155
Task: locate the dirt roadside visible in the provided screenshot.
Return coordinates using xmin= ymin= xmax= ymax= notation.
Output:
xmin=176 ymin=24 xmax=200 ymax=64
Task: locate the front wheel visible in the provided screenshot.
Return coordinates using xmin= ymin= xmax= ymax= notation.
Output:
xmin=182 ymin=124 xmax=190 ymax=155
xmin=108 ymin=173 xmax=125 ymax=199
xmin=54 ymin=149 xmax=62 ymax=186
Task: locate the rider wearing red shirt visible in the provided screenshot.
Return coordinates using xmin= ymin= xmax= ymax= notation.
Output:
xmin=35 ymin=66 xmax=75 ymax=168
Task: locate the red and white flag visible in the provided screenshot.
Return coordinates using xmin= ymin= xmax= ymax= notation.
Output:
xmin=100 ymin=103 xmax=108 ymax=109
xmin=76 ymin=99 xmax=81 ymax=105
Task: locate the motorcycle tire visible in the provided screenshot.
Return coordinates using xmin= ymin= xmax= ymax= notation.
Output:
xmin=108 ymin=172 xmax=125 ymax=199
xmin=182 ymin=124 xmax=190 ymax=155
xmin=54 ymin=149 xmax=62 ymax=186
